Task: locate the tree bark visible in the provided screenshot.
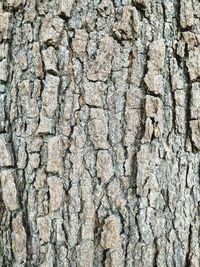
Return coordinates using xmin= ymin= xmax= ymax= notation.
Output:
xmin=0 ymin=0 xmax=199 ymax=266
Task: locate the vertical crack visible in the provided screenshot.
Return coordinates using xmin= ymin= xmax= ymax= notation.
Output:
xmin=184 ymin=223 xmax=192 ymax=267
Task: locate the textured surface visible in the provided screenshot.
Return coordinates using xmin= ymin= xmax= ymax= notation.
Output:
xmin=0 ymin=0 xmax=200 ymax=266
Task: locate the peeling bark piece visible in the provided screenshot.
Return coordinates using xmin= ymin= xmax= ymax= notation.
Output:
xmin=144 ymin=71 xmax=163 ymax=95
xmin=0 ymin=43 xmax=8 ymax=60
xmin=47 ymin=176 xmax=63 ymax=212
xmin=73 ymin=125 xmax=87 ymax=149
xmin=0 ymin=59 xmax=8 ymax=82
xmin=18 ymin=80 xmax=31 ymax=96
xmin=145 ymin=95 xmax=163 ymax=123
xmin=170 ymin=58 xmax=184 ymax=91
xmin=42 ymin=47 xmax=58 ymax=74
xmin=34 ymin=167 xmax=46 ymax=190
xmin=109 ymin=246 xmax=124 ymax=267
xmin=132 ymin=6 xmax=141 ymax=36
xmin=182 ymin=31 xmax=197 ymax=50
xmin=0 ymin=94 xmax=5 ymax=131
xmin=81 ymin=170 xmax=95 ymax=240
xmin=29 ymin=153 xmax=40 ymax=169
xmin=12 ymin=212 xmax=27 ymax=263
xmin=76 ymin=171 xmax=95 ymax=267
xmin=40 ymin=243 xmax=55 ymax=267
xmin=38 ymin=75 xmax=60 ymax=133
xmin=174 ymin=90 xmax=186 ymax=134
xmin=17 ymin=50 xmax=28 ymax=70
xmin=0 ymin=170 xmax=19 ymax=211
xmin=88 ymin=109 xmax=109 ymax=149
xmin=87 ymin=35 xmax=113 ymax=82
xmin=58 ymin=0 xmax=75 ymax=18
xmin=27 ymin=137 xmax=43 ymax=152
xmin=56 ymin=220 xmax=66 ymax=245
xmin=144 ymin=40 xmax=165 ymax=95
xmin=33 ymin=79 xmax=41 ymax=97
xmin=187 ymin=47 xmax=200 ymax=81
xmin=33 ymin=42 xmax=44 ymax=78
xmin=77 ymin=241 xmax=94 ymax=267
xmin=190 ymin=120 xmax=200 ymax=150
xmin=98 ymin=0 xmax=114 ymax=17
xmin=17 ymin=140 xmax=27 ymax=169
xmin=5 ymin=0 xmax=21 ymax=8
xmin=21 ymin=96 xmax=39 ymax=119
xmin=180 ymin=0 xmax=194 ymax=29
xmin=0 ymin=135 xmax=14 ymax=167
xmin=0 ymin=12 xmax=11 ymax=40
xmin=148 ymin=40 xmax=165 ymax=72
xmin=144 ymin=95 xmax=164 ymax=139
xmin=101 ymin=215 xmax=121 ymax=249
xmin=23 ymin=22 xmax=33 ymax=42
xmin=84 ymin=80 xmax=106 ymax=108
xmin=25 ymin=118 xmax=38 ymax=136
xmin=37 ymin=216 xmax=51 ymax=243
xmin=136 ymin=144 xmax=159 ymax=195
xmin=130 ymin=52 xmax=146 ymax=86
xmin=24 ymin=0 xmax=36 ymax=22
xmin=42 ymin=74 xmax=60 ymax=118
xmin=190 ymin=83 xmax=200 ymax=119
xmin=59 ymin=98 xmax=73 ymax=135
xmin=142 ymin=117 xmax=154 ymax=143
xmin=146 ymin=96 xmax=162 ymax=118
xmin=124 ymin=109 xmax=141 ymax=146
xmin=47 ymin=136 xmax=63 ymax=173
xmin=40 ymin=14 xmax=64 ymax=45
xmin=113 ymin=6 xmax=140 ymax=40
xmin=126 ymin=88 xmax=142 ymax=109
xmin=72 ymin=30 xmax=88 ymax=58
xmin=97 ymin=150 xmax=114 ymax=183
xmin=38 ymin=114 xmax=54 ymax=134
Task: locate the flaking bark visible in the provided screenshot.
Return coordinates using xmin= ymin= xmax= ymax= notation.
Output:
xmin=0 ymin=0 xmax=199 ymax=266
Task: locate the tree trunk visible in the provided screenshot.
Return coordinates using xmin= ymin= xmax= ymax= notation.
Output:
xmin=0 ymin=0 xmax=199 ymax=266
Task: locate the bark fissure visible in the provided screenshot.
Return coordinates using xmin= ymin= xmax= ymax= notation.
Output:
xmin=0 ymin=0 xmax=199 ymax=266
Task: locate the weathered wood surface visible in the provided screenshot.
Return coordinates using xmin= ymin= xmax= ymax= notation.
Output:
xmin=0 ymin=0 xmax=199 ymax=266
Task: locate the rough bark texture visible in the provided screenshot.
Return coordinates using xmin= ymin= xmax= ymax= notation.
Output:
xmin=0 ymin=0 xmax=200 ymax=266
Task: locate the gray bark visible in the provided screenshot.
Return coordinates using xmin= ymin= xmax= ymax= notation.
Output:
xmin=0 ymin=0 xmax=199 ymax=266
